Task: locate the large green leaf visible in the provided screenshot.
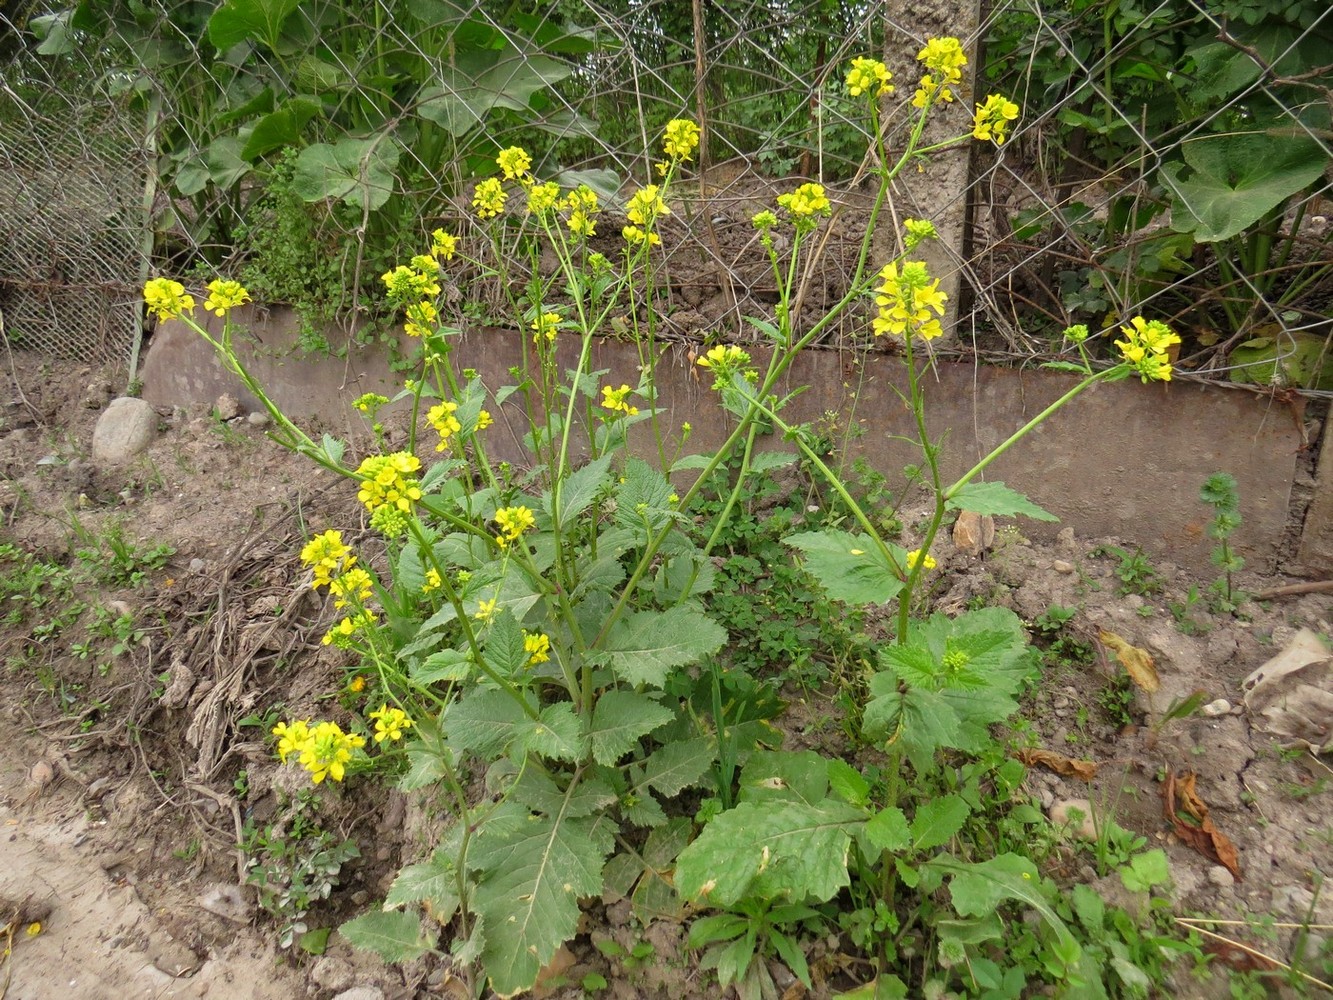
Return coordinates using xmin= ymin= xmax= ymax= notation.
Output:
xmin=385 ymin=849 xmax=460 ymax=920
xmin=417 ymin=48 xmax=572 ymax=135
xmin=911 ymin=794 xmax=969 ymax=851
xmin=240 ymin=97 xmax=321 ymax=160
xmin=588 ymin=691 xmax=674 ymax=765
xmin=675 ymin=799 xmax=864 ymax=906
xmin=946 ymin=482 xmax=1057 ymax=521
xmin=518 ymin=702 xmax=586 ymax=763
xmin=207 ymin=0 xmax=302 ymax=51
xmin=291 ymin=136 xmax=400 ymax=210
xmin=445 ymin=688 xmax=534 ymax=758
xmin=638 ymin=737 xmax=715 ymax=797
xmin=548 ymin=454 xmax=612 ymax=526
xmin=471 ymin=802 xmax=614 ymax=997
xmin=785 ymin=530 xmax=905 ymax=605
xmin=598 ymin=606 xmax=725 ymax=688
xmin=174 ymin=136 xmax=251 ymax=196
xmin=1162 ymin=133 xmax=1327 ymax=243
xmin=339 ymin=910 xmax=435 ymax=962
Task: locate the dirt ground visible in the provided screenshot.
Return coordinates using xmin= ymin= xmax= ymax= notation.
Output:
xmin=1 ymin=351 xmax=1331 ymax=999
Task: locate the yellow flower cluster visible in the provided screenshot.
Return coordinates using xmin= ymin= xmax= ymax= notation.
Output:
xmin=381 ymin=263 xmax=440 ymax=303
xmin=527 ymin=181 xmax=561 ymax=216
xmin=624 ymin=184 xmax=669 ymax=246
xmin=562 ymin=186 xmax=600 ymax=237
xmin=355 ymin=452 xmax=423 ymax=514
xmin=696 ymin=344 xmax=751 ymax=377
xmin=531 ymin=311 xmax=563 ymax=344
xmin=300 ymin=529 xmax=356 ymax=588
xmin=143 ymin=278 xmax=195 ymax=321
xmin=523 ymin=630 xmax=551 ymax=666
xmin=473 ymin=177 xmax=507 ymax=218
xmin=494 ymin=505 xmax=536 ymax=548
xmin=430 ymin=228 xmax=458 ymax=261
xmin=973 ymin=94 xmax=1020 ymax=145
xmin=353 ymin=392 xmax=389 ymax=416
xmin=777 ymin=183 xmax=831 ymax=219
xmin=475 ymin=409 xmax=493 ymax=431
xmin=272 ymin=720 xmax=367 ymax=783
xmin=203 ymin=279 xmax=251 ymax=317
xmin=845 ymin=57 xmax=893 ymax=98
xmin=323 ymin=609 xmax=378 ymax=648
xmin=600 ymin=383 xmax=639 ymax=417
xmin=428 ymin=400 xmax=462 ymax=450
xmin=368 ymin=704 xmax=413 ymax=743
xmin=913 ymin=37 xmax=967 ymax=108
xmin=906 ymin=549 xmax=937 ymax=571
xmin=403 ymin=299 xmax=439 ymax=339
xmin=1114 ymin=316 xmax=1181 ymax=382
xmin=422 ymin=567 xmax=443 ymax=594
xmin=903 ymin=218 xmax=938 ymax=249
xmin=496 ymin=145 xmax=532 ymax=181
xmin=663 ymin=119 xmax=701 ymax=161
xmin=328 ymin=567 xmax=373 ymax=608
xmin=872 ymin=261 xmax=948 ymax=341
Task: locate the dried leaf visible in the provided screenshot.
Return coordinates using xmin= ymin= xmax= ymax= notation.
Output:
xmin=1099 ymin=629 xmax=1159 ymax=692
xmin=1014 ymin=748 xmax=1098 ymax=781
xmin=1162 ymin=770 xmax=1242 ymax=881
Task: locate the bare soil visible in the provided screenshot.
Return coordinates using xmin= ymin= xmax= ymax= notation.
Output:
xmin=1 ymin=352 xmax=1330 ymax=999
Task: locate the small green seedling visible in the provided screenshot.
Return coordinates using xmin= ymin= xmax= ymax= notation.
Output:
xmin=1199 ymin=472 xmax=1244 ymax=612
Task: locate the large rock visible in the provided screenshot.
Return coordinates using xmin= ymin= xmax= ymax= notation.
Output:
xmin=92 ymin=397 xmax=156 ymax=463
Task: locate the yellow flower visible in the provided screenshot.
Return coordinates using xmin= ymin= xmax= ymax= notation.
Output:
xmin=381 ymin=264 xmax=440 ymax=302
xmin=427 ymin=400 xmax=462 ymax=450
xmin=430 ymin=228 xmax=458 ymax=260
xmin=496 ymin=146 xmax=532 ymax=181
xmin=329 ymin=567 xmax=374 ymax=608
xmin=626 ymin=185 xmax=669 ymax=229
xmin=353 ymin=392 xmax=389 ymax=415
xmin=777 ymin=183 xmax=831 ymax=219
xmin=903 ymin=218 xmax=938 ymax=249
xmin=600 ymin=383 xmax=639 ymax=416
xmin=663 ymin=119 xmax=701 ymax=161
xmin=473 ymin=177 xmax=507 ymax=219
xmin=872 ymin=261 xmax=947 ymax=341
xmin=906 ymin=549 xmax=937 ymax=571
xmin=322 ymin=609 xmax=378 ymax=648
xmin=403 ymin=299 xmax=439 ymax=338
xmin=475 ymin=409 xmax=493 ymax=431
xmin=203 ymin=279 xmax=251 ymax=317
xmin=298 ymin=721 xmax=366 ymax=783
xmin=474 ymin=598 xmax=498 ymax=621
xmin=561 ymin=185 xmax=600 ymax=237
xmin=494 ymin=505 xmax=536 ymax=547
xmin=422 ymin=568 xmax=442 ymax=594
xmin=143 ymin=278 xmax=195 ymax=322
xmin=527 ymin=181 xmax=560 ymax=216
xmin=1114 ymin=316 xmax=1180 ymax=383
xmin=912 ymin=36 xmax=967 ymax=109
xmin=300 ymin=530 xmax=356 ymax=589
xmin=622 ymin=224 xmax=660 ymax=246
xmin=973 ymin=94 xmax=1020 ymax=144
xmin=368 ymin=704 xmax=413 ymax=743
xmin=25 ymin=922 xmax=41 ymax=938
xmin=845 ymin=57 xmax=893 ymax=98
xmin=272 ymin=719 xmax=311 ymax=764
xmin=356 ymin=452 xmax=423 ymax=514
xmin=523 ymin=631 xmax=551 ymax=666
xmin=347 ymin=675 xmax=367 ymax=693
xmin=531 ymin=311 xmax=563 ymax=343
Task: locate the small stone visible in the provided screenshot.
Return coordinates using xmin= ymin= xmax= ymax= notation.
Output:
xmin=196 ymin=883 xmax=249 ymax=924
xmin=1207 ymin=865 xmax=1235 ymax=889
xmin=189 ymin=558 xmax=206 ymax=574
xmin=1052 ymin=560 xmax=1074 ymax=574
xmin=92 ymin=398 xmax=157 ymax=464
xmin=332 ymin=989 xmax=385 ymax=1000
xmin=310 ymin=957 xmax=356 ymax=993
xmin=246 ymin=411 xmax=269 ymax=427
xmin=1049 ymin=798 xmax=1098 ymax=840
xmin=214 ymin=393 xmax=242 ymax=420
xmin=952 ymin=511 xmax=995 ymax=555
xmin=83 ymin=380 xmax=113 ymax=408
xmin=1202 ymin=699 xmax=1232 ymax=717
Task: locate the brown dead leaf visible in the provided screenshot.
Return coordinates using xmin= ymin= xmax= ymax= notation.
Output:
xmin=531 ymin=945 xmax=577 ymax=999
xmin=1014 ymin=748 xmax=1098 ymax=781
xmin=1162 ymin=769 xmax=1243 ymax=881
xmin=1099 ymin=629 xmax=1159 ymax=692
xmin=1202 ymin=940 xmax=1280 ymax=973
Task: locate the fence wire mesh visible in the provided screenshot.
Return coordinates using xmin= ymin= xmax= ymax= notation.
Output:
xmin=0 ymin=0 xmax=1328 ymax=390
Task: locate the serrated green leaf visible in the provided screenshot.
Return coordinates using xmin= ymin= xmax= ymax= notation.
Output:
xmin=519 ymin=702 xmax=586 ymax=763
xmin=549 ymin=454 xmax=612 ymax=525
xmin=445 ymin=688 xmax=534 ymax=758
xmin=622 ymin=790 xmax=667 ymax=827
xmin=748 ymin=451 xmax=797 ymax=474
xmin=599 ymin=607 xmax=726 ymax=687
xmin=675 ymin=799 xmax=863 ymax=906
xmin=826 ymin=759 xmax=870 ymax=807
xmin=640 ymin=737 xmax=714 ymax=797
xmin=786 ymin=530 xmax=905 ymax=605
xmin=738 ymin=750 xmax=829 ymax=806
xmin=386 ymin=851 xmax=460 ymax=920
xmin=471 ymin=803 xmax=614 ymax=997
xmin=413 ymin=648 xmax=471 ymax=685
xmin=670 ymin=453 xmax=714 ymax=472
xmin=588 ymin=691 xmax=674 ymax=765
xmin=1120 ymin=848 xmax=1170 ymax=892
xmin=339 ymin=909 xmax=435 ymax=962
xmin=399 ymin=720 xmax=452 ymax=791
xmin=911 ymin=795 xmax=969 ymax=851
xmin=864 ymin=806 xmax=910 ymax=852
xmin=614 ymin=458 xmax=675 ymax=535
xmin=945 ymin=482 xmax=1058 ymax=521
xmin=481 ymin=609 xmax=529 ymax=679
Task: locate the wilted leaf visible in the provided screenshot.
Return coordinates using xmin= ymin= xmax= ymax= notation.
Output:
xmin=1162 ymin=770 xmax=1242 ymax=881
xmin=1014 ymin=748 xmax=1098 ymax=781
xmin=1098 ymin=629 xmax=1159 ymax=692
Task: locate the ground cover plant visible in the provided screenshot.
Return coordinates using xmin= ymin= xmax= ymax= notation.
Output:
xmin=142 ymin=40 xmax=1234 ymax=999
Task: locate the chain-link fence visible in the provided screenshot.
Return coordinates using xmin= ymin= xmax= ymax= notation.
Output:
xmin=1 ymin=0 xmax=1329 ymax=386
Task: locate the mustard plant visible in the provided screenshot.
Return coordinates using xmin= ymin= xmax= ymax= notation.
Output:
xmin=147 ymin=36 xmax=1183 ymax=997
